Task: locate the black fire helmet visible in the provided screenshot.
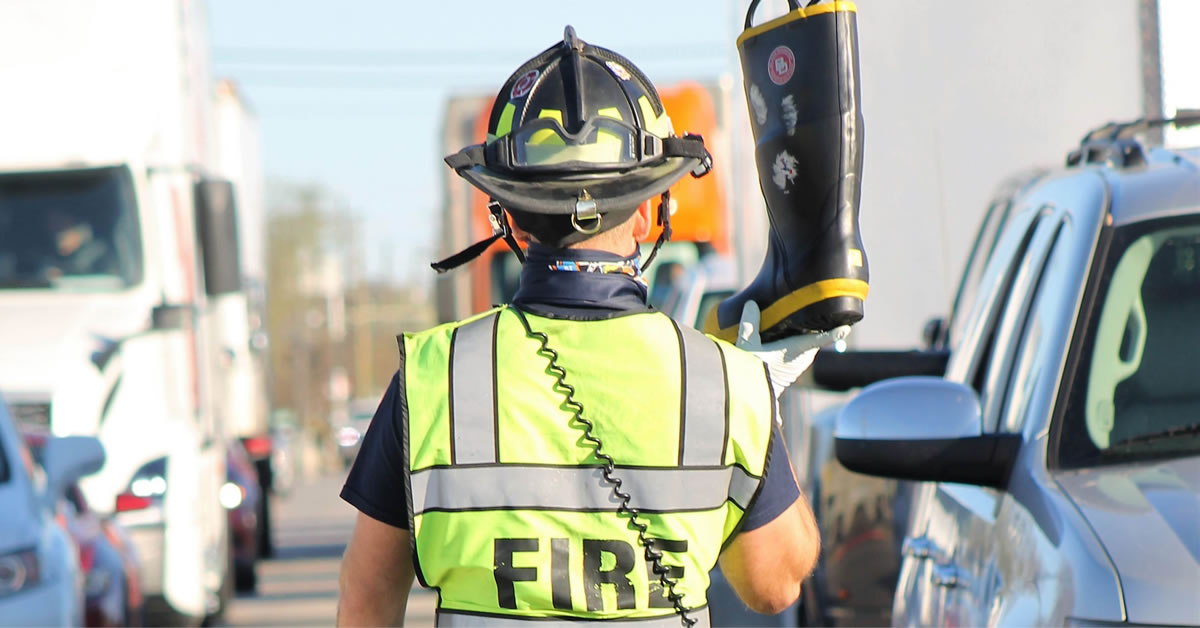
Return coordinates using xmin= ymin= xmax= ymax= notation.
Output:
xmin=434 ymin=26 xmax=711 ymax=272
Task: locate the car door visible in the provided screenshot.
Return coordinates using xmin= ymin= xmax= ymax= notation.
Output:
xmin=977 ymin=174 xmax=1113 ymax=626
xmin=893 ymin=205 xmax=1058 ymax=626
xmin=939 ymin=208 xmax=1070 ymax=627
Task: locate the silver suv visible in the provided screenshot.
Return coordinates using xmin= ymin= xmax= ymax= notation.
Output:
xmin=834 ymin=119 xmax=1200 ymax=626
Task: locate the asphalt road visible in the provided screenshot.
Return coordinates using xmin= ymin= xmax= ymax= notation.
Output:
xmin=225 ymin=472 xmax=437 ymax=627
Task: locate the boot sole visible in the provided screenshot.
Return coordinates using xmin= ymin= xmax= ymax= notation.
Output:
xmin=705 ymin=279 xmax=868 ymax=342
xmin=767 ymin=295 xmax=863 ymax=341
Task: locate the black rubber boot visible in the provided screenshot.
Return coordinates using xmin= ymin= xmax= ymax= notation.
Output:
xmin=706 ymin=0 xmax=867 ymax=342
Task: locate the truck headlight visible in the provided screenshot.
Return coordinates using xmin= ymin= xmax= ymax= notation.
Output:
xmin=219 ymin=482 xmax=244 ymax=510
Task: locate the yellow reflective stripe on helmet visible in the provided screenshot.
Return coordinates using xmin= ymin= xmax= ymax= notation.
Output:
xmin=494 ymin=102 xmax=518 ymax=139
xmin=636 ymin=96 xmax=674 ymax=138
xmin=596 ymin=107 xmax=623 ymax=121
xmin=595 ymin=107 xmax=627 ymax=147
xmin=529 ymin=109 xmax=566 ymax=146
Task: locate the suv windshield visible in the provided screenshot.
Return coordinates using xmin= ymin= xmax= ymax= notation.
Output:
xmin=1059 ymin=214 xmax=1200 ymax=467
xmin=0 ymin=166 xmax=143 ymax=291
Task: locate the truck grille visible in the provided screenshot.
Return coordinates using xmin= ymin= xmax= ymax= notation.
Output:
xmin=10 ymin=402 xmax=51 ymax=432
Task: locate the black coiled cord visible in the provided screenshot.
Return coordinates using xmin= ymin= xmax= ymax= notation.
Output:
xmin=510 ymin=308 xmax=697 ymax=627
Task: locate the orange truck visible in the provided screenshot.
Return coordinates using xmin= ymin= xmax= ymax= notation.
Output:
xmin=435 ymin=81 xmax=733 ymax=322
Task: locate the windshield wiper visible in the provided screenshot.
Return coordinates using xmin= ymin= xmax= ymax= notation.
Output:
xmin=1109 ymin=422 xmax=1200 ymax=450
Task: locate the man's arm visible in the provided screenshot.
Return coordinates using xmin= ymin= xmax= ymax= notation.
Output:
xmin=718 ymin=429 xmax=820 ymax=614
xmin=337 ymin=512 xmax=415 ymax=627
xmin=718 ymin=494 xmax=820 ymax=614
xmin=337 ymin=373 xmax=417 ymax=626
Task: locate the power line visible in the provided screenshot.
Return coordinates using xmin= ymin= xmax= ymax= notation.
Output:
xmin=212 ymin=44 xmax=727 ymax=66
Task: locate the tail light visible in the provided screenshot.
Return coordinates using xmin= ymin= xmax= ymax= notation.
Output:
xmin=243 ymin=436 xmax=271 ymax=459
xmin=78 ymin=544 xmax=96 ymax=573
xmin=115 ymin=457 xmax=167 ymax=513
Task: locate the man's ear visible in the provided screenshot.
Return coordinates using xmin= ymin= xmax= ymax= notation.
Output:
xmin=506 ymin=210 xmax=535 ymax=244
xmin=631 ymin=199 xmax=654 ymax=242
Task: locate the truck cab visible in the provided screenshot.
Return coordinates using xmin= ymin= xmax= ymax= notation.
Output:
xmin=0 ymin=1 xmax=244 ymax=622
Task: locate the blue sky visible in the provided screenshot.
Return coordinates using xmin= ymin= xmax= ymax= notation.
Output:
xmin=206 ymin=0 xmax=750 ymax=284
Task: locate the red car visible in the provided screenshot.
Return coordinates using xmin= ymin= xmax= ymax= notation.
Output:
xmin=224 ymin=439 xmax=260 ymax=593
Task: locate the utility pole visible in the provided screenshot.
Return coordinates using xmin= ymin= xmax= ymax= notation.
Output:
xmin=352 ymin=218 xmax=374 ymax=399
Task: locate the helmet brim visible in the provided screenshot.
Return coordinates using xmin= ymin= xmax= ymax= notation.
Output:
xmin=459 ymin=156 xmax=701 ymax=216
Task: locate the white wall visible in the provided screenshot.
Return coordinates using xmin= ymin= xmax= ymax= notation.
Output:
xmin=1159 ymin=0 xmax=1200 ymax=148
xmin=850 ymin=0 xmax=1146 ymax=348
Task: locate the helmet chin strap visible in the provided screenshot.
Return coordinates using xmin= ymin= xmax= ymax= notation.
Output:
xmin=640 ymin=190 xmax=673 ymax=270
xmin=430 ymin=201 xmax=526 ymax=273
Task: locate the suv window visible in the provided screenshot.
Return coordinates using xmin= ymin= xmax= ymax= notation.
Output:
xmin=944 ymin=207 xmax=1043 ymax=390
xmin=998 ymin=221 xmax=1073 ymax=434
xmin=943 ymin=170 xmax=1047 ymax=348
xmin=1058 ymin=215 xmax=1200 ymax=467
xmin=977 ymin=217 xmax=1064 ymax=431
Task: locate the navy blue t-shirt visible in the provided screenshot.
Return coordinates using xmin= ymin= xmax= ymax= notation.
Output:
xmin=340 ymin=244 xmax=801 ymax=532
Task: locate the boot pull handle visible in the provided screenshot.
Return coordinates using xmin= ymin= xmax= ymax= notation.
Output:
xmin=744 ymin=0 xmax=822 ymax=31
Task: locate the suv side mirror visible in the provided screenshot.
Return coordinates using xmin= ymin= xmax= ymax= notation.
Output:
xmin=834 ymin=376 xmax=1020 ymax=488
xmin=42 ymin=436 xmax=105 ymax=504
xmin=811 ymin=349 xmax=949 ymax=391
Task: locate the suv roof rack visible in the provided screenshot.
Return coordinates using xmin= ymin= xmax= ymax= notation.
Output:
xmin=1067 ymin=109 xmax=1200 ymax=169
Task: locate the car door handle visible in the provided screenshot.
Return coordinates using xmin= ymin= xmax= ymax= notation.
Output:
xmin=932 ymin=563 xmax=965 ymax=589
xmin=901 ymin=536 xmax=935 ymax=560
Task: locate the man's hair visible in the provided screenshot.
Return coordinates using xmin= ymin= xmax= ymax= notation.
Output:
xmin=508 ymin=208 xmax=638 ymax=250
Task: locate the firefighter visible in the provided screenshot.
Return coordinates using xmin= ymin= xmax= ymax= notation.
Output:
xmin=337 ymin=27 xmax=848 ymax=627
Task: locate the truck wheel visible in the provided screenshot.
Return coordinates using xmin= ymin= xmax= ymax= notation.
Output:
xmin=257 ymin=495 xmax=274 ymax=558
xmin=235 ymin=560 xmax=258 ymax=594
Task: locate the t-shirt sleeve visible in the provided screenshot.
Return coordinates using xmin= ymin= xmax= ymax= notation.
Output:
xmin=738 ymin=425 xmax=802 ymax=532
xmin=340 ymin=372 xmax=410 ymax=529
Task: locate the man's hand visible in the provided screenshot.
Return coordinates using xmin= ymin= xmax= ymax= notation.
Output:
xmin=735 ymin=301 xmax=850 ymax=398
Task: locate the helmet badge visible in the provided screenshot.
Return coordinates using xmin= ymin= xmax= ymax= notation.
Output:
xmin=511 ymin=69 xmax=539 ymax=99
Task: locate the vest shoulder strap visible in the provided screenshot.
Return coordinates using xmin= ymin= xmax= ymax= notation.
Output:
xmin=447 ymin=309 xmax=503 ymax=464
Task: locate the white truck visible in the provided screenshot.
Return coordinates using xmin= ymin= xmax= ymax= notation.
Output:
xmin=211 ymin=78 xmax=276 ymax=557
xmin=0 ymin=0 xmax=254 ymax=622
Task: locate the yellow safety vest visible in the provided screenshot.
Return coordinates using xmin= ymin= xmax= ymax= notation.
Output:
xmin=400 ymin=306 xmax=775 ymax=626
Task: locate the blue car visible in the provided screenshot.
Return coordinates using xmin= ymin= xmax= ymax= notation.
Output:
xmin=0 ymin=393 xmax=105 ymax=627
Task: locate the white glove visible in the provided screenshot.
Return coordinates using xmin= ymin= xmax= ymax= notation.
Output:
xmin=735 ymin=301 xmax=851 ymax=398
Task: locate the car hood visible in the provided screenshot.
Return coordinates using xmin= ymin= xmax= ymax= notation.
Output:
xmin=1056 ymin=456 xmax=1200 ymax=625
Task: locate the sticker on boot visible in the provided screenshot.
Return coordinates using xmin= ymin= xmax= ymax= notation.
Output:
xmin=750 ymin=84 xmax=768 ymax=126
xmin=781 ymin=95 xmax=798 ymax=136
xmin=772 ymin=151 xmax=799 ymax=192
xmin=768 ymin=45 xmax=795 ymax=86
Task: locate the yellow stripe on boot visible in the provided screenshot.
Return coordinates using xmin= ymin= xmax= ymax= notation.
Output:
xmin=704 ymin=279 xmax=869 ymax=343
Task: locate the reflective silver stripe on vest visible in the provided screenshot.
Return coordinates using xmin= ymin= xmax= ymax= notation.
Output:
xmin=449 ymin=313 xmax=500 ymax=464
xmin=411 ymin=464 xmax=760 ymax=514
xmin=437 ymin=607 xmax=710 ymax=627
xmin=675 ymin=325 xmax=727 ymax=467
